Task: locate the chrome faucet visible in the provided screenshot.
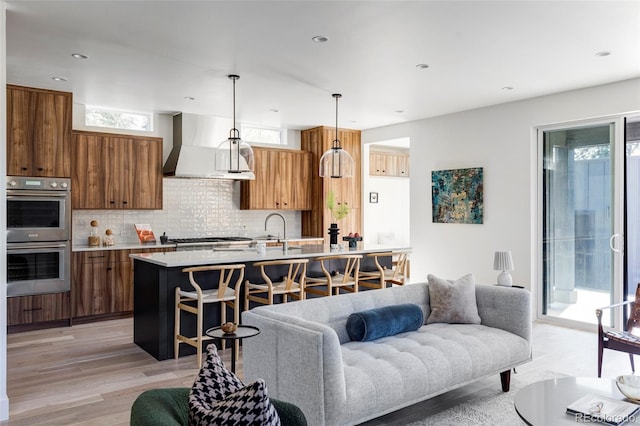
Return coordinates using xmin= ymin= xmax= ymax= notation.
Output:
xmin=265 ymin=212 xmax=288 ymax=251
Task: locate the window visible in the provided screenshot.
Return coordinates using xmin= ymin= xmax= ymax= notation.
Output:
xmin=241 ymin=125 xmax=284 ymax=145
xmin=85 ymin=106 xmax=153 ymax=132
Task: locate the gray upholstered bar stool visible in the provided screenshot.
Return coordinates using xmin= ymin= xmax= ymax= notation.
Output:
xmin=174 ymin=264 xmax=245 ymax=368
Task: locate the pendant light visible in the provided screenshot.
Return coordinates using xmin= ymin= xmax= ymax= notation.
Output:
xmin=319 ymin=93 xmax=354 ymax=178
xmin=215 ymin=74 xmax=255 ymax=173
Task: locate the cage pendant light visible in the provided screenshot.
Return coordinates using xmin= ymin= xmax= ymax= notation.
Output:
xmin=215 ymin=74 xmax=255 ymax=173
xmin=319 ymin=93 xmax=354 ymax=178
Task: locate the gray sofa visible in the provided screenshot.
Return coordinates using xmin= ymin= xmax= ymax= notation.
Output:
xmin=242 ymin=282 xmax=532 ymax=425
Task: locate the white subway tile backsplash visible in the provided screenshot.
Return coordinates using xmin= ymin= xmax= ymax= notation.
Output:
xmin=72 ymin=178 xmax=301 ymax=245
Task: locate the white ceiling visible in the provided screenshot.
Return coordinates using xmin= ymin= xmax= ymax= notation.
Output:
xmin=6 ymin=1 xmax=640 ymax=131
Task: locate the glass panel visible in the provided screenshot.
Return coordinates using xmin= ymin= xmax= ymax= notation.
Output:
xmin=626 ymin=116 xmax=640 ymax=303
xmin=542 ymin=123 xmax=615 ymax=325
xmin=7 ymin=200 xmax=61 ymax=228
xmin=7 ymin=251 xmax=61 ymax=281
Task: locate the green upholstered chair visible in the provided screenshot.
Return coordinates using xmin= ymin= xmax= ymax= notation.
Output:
xmin=130 ymin=387 xmax=307 ymax=426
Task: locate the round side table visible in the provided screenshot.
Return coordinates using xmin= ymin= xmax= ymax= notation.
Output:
xmin=205 ymin=325 xmax=260 ymax=373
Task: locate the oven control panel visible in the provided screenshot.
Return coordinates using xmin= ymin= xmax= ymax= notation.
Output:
xmin=7 ymin=176 xmax=71 ymax=191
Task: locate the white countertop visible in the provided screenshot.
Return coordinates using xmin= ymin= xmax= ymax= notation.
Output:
xmin=73 ymin=242 xmax=172 ymax=252
xmin=129 ymin=243 xmax=411 ymax=268
xmin=72 ymin=237 xmax=324 ymax=252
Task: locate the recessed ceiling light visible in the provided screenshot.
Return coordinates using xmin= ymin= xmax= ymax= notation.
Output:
xmin=52 ymin=76 xmax=68 ymax=82
xmin=502 ymin=86 xmax=514 ymax=91
xmin=269 ymin=109 xmax=279 ymax=113
xmin=184 ymin=96 xmax=195 ymax=101
xmin=395 ymin=110 xmax=404 ymax=114
xmin=312 ymin=35 xmax=328 ymax=43
xmin=71 ymin=53 xmax=89 ymax=59
xmin=415 ymin=64 xmax=429 ymax=69
xmin=595 ymin=51 xmax=611 ymax=57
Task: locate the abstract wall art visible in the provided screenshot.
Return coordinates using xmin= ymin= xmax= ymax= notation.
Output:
xmin=431 ymin=167 xmax=483 ymax=224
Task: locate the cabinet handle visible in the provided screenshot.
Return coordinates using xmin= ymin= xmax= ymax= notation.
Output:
xmin=89 ymin=255 xmax=106 ymax=259
xmin=107 ymin=267 xmax=113 ymax=271
xmin=21 ymin=167 xmax=28 ymax=171
xmin=37 ymin=167 xmax=44 ymax=171
xmin=23 ymin=307 xmax=43 ymax=312
xmin=110 ymin=201 xmax=115 ymax=204
xmin=122 ymin=201 xmax=128 ymax=205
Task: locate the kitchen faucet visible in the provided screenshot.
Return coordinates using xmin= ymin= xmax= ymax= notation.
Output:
xmin=265 ymin=213 xmax=288 ymax=251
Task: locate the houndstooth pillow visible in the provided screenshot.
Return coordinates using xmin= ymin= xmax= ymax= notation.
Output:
xmin=189 ymin=344 xmax=280 ymax=426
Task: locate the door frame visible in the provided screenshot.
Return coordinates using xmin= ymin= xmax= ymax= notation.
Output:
xmin=535 ymin=115 xmax=626 ymax=330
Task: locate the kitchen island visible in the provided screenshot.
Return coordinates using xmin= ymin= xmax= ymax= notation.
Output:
xmin=130 ymin=243 xmax=410 ymax=360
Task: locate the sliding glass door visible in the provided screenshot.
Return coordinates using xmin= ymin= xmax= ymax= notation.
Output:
xmin=540 ymin=119 xmax=624 ymax=327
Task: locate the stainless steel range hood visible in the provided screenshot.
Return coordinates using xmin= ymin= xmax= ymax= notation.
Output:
xmin=163 ymin=113 xmax=255 ymax=180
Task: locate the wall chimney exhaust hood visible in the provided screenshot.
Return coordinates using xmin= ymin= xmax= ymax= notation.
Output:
xmin=163 ymin=113 xmax=256 ymax=180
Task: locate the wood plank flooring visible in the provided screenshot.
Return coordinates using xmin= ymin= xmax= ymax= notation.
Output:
xmin=1 ymin=318 xmax=633 ymax=425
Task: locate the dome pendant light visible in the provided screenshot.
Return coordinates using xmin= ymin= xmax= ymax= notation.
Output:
xmin=216 ymin=74 xmax=255 ymax=174
xmin=319 ymin=93 xmax=354 ymax=178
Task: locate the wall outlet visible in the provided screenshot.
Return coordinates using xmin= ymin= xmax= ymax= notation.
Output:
xmin=120 ymin=230 xmax=129 ymax=237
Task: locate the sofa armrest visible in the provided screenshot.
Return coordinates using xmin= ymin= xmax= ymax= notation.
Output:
xmin=242 ymin=308 xmax=346 ymax=426
xmin=475 ymin=284 xmax=531 ymax=343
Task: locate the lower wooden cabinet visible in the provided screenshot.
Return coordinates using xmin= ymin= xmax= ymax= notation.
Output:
xmin=72 ymin=247 xmax=172 ymax=321
xmin=7 ymin=292 xmax=71 ymax=326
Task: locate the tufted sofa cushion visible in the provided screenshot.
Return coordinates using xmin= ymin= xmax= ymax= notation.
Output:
xmin=340 ymin=322 xmax=530 ymax=422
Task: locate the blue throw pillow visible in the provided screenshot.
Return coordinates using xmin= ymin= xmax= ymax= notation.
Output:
xmin=346 ymin=303 xmax=424 ymax=342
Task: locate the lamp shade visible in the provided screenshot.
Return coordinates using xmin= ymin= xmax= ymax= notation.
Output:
xmin=215 ymin=74 xmax=255 ymax=174
xmin=493 ymin=251 xmax=514 ymax=271
xmin=319 ymin=93 xmax=354 ymax=178
xmin=319 ymin=146 xmax=354 ymax=178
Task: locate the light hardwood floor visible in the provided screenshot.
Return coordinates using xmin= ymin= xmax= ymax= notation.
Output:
xmin=1 ymin=318 xmax=634 ymax=425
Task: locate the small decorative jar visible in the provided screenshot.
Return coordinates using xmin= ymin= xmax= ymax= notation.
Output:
xmin=88 ymin=220 xmax=101 ymax=246
xmin=103 ymin=229 xmax=115 ymax=246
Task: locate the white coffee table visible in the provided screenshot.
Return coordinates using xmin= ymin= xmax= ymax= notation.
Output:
xmin=514 ymin=377 xmax=639 ymax=425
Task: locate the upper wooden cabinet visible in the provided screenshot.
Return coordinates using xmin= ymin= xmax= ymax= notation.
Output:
xmin=72 ymin=130 xmax=163 ymax=209
xmin=241 ymin=146 xmax=312 ymax=210
xmin=370 ymin=150 xmax=410 ymax=177
xmin=6 ymin=85 xmax=72 ymax=177
xmin=301 ymin=126 xmax=362 ymax=241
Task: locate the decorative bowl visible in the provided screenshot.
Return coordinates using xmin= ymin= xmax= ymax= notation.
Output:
xmin=616 ymin=375 xmax=640 ymax=401
xmin=221 ymin=322 xmax=237 ymax=334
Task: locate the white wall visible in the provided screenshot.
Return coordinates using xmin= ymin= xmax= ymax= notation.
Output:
xmin=363 ymin=78 xmax=640 ymax=290
xmin=362 ymin=144 xmax=410 ymax=246
xmin=1 ymin=1 xmax=8 ymax=420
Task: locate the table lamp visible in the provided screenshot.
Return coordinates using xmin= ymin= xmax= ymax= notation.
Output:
xmin=494 ymin=251 xmax=514 ymax=286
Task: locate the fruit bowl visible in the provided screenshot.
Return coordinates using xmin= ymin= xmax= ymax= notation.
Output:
xmin=342 ymin=236 xmax=363 ymax=248
xmin=221 ymin=322 xmax=238 ymax=334
xmin=616 ymin=375 xmax=640 ymax=402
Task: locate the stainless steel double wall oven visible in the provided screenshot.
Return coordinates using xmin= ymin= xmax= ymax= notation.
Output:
xmin=6 ymin=176 xmax=71 ymax=297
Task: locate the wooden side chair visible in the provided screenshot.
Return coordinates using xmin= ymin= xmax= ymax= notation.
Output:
xmin=174 ymin=264 xmax=245 ymax=368
xmin=244 ymin=258 xmax=308 ymax=310
xmin=305 ymin=254 xmax=362 ymax=297
xmin=359 ymin=250 xmax=410 ymax=290
xmin=596 ymin=283 xmax=640 ymax=377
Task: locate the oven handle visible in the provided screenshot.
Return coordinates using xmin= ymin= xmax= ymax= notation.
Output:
xmin=7 ymin=190 xmax=68 ymax=198
xmin=7 ymin=242 xmax=68 ymax=250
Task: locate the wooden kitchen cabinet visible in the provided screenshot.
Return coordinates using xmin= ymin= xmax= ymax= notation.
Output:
xmin=241 ymin=146 xmax=312 ymax=210
xmin=301 ymin=126 xmax=362 ymax=242
xmin=369 ymin=150 xmax=410 ymax=177
xmin=72 ymin=130 xmax=163 ymax=209
xmin=7 ymin=292 xmax=71 ymax=329
xmin=6 ymin=85 xmax=72 ymax=177
xmin=72 ymin=247 xmax=172 ymax=321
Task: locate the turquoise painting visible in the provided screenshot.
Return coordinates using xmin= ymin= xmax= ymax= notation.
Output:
xmin=432 ymin=167 xmax=483 ymax=224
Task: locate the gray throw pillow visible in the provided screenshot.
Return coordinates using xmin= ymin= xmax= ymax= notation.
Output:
xmin=426 ymin=273 xmax=481 ymax=324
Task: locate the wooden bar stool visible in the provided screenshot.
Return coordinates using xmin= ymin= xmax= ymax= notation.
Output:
xmin=245 ymin=259 xmax=308 ymax=310
xmin=359 ymin=250 xmax=410 ymax=289
xmin=305 ymin=254 xmax=361 ymax=297
xmin=174 ymin=264 xmax=245 ymax=368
